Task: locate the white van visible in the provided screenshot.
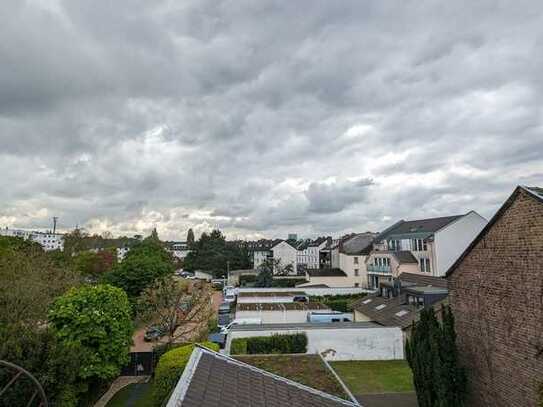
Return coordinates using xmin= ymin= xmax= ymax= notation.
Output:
xmin=220 ymin=318 xmax=262 ymax=333
xmin=307 ymin=311 xmax=352 ymax=323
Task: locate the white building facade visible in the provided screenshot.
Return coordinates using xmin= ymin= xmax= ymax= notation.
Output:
xmin=0 ymin=227 xmax=64 ymax=251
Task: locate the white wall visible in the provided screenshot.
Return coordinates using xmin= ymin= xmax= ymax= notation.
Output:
xmin=272 ymin=242 xmax=297 ymax=274
xmin=338 ymin=253 xmax=369 ymax=288
xmin=433 ymin=211 xmax=487 ymax=276
xmin=237 ymin=287 xmax=374 ymax=296
xmin=235 ymin=309 xmax=319 ymax=324
xmin=226 ymin=326 xmax=404 ymax=361
xmin=237 ymin=295 xmax=297 ymax=303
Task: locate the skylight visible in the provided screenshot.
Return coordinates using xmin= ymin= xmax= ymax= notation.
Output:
xmin=362 ymin=299 xmax=372 ymax=304
xmin=395 ymin=310 xmax=409 ymax=317
xmin=375 ymin=304 xmax=386 ymax=310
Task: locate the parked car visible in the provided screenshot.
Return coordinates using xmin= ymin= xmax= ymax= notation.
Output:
xmin=223 ymin=285 xmax=235 ymax=295
xmin=307 ymin=311 xmax=352 ymax=323
xmin=207 ymin=332 xmax=227 ymax=349
xmin=217 ymin=313 xmax=232 ymax=328
xmin=293 ymin=295 xmax=309 ymax=303
xmin=144 ymin=325 xmax=166 ymax=342
xmin=220 ymin=318 xmax=262 ymax=334
xmin=218 ymin=302 xmax=232 ymax=315
xmin=223 ymin=292 xmax=236 ymax=303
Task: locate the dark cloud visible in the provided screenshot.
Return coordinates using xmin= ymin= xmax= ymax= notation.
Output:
xmin=1 ymin=0 xmax=542 ymax=239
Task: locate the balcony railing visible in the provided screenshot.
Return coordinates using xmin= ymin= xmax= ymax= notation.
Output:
xmin=367 ymin=264 xmax=392 ymax=273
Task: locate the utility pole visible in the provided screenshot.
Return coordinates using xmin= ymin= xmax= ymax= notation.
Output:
xmin=52 ymin=217 xmax=58 ymax=234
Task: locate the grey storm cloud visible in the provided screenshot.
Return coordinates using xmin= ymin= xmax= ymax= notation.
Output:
xmin=0 ymin=0 xmax=542 ymax=240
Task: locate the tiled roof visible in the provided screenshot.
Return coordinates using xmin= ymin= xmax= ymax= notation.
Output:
xmin=307 ymin=268 xmax=347 ymax=277
xmin=340 ymin=233 xmax=376 ymax=255
xmin=167 ymin=347 xmax=358 ymax=407
xmin=399 ymin=272 xmax=448 ymax=288
xmin=377 ymin=215 xmax=464 ymax=241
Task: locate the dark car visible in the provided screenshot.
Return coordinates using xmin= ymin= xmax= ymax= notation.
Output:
xmin=218 ymin=302 xmax=232 ymax=315
xmin=144 ymin=326 xmax=166 ymax=342
xmin=217 ymin=313 xmax=232 ymax=328
xmin=293 ymin=295 xmax=309 ymax=303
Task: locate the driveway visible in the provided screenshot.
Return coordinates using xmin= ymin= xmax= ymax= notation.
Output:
xmin=356 ymin=392 xmax=418 ymax=407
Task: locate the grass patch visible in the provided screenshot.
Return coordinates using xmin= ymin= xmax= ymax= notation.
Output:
xmin=330 ymin=360 xmax=414 ymax=394
xmin=235 ymin=354 xmax=348 ymax=399
xmin=106 ymin=382 xmax=155 ymax=407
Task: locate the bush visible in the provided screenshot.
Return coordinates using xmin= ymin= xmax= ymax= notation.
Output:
xmin=325 ymin=299 xmax=351 ymax=312
xmin=232 ymin=334 xmax=307 ymax=355
xmin=239 ymin=275 xmax=257 ymax=286
xmin=230 ymin=339 xmax=248 ymax=355
xmin=153 ymin=342 xmax=219 ymax=405
xmin=271 ymin=278 xmax=307 ymax=288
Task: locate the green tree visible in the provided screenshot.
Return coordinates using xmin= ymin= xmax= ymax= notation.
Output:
xmin=137 ymin=278 xmax=213 ymax=346
xmin=105 ymin=237 xmax=174 ymax=298
xmin=406 ymin=305 xmax=466 ymax=407
xmin=48 ymin=284 xmax=133 ymax=381
xmin=73 ymin=249 xmax=116 ymax=280
xmin=255 ymin=259 xmax=275 ymax=287
xmin=0 ymin=236 xmax=80 ymax=326
xmin=186 ymin=228 xmax=195 ymax=248
xmin=0 ymin=326 xmax=83 ymax=407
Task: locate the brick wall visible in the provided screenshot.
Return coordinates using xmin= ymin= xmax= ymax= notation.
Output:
xmin=448 ymin=189 xmax=543 ymax=407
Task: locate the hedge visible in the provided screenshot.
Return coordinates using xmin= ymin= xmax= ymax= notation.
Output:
xmin=239 ymin=275 xmax=257 ymax=286
xmin=230 ymin=333 xmax=307 ymax=355
xmin=153 ymin=342 xmax=219 ymax=405
xmin=271 ymin=278 xmax=307 ymax=288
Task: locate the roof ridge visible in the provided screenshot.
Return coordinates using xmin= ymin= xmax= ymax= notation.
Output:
xmin=194 ymin=346 xmax=357 ymax=406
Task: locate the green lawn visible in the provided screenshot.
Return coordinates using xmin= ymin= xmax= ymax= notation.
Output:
xmin=330 ymin=360 xmax=414 ymax=394
xmin=106 ymin=382 xmax=155 ymax=407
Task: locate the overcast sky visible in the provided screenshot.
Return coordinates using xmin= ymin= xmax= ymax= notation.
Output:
xmin=1 ymin=0 xmax=542 ymax=240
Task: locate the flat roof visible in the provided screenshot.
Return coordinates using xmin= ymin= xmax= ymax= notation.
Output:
xmin=238 ymin=291 xmax=306 ymax=297
xmin=237 ymin=302 xmax=329 ymax=311
xmin=229 ymin=321 xmax=381 ymax=331
xmin=404 ymin=286 xmax=448 ymax=295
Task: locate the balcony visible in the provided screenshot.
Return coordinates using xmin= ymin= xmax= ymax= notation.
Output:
xmin=367 ymin=264 xmax=392 ymax=274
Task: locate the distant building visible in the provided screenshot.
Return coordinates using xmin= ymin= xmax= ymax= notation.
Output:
xmin=287 ymin=233 xmax=298 ymax=241
xmin=365 ymin=211 xmax=487 ymax=288
xmin=167 ymin=241 xmax=191 ymax=259
xmin=0 ymin=227 xmax=64 ymax=251
xmin=271 ymin=240 xmax=299 ymax=275
xmin=116 ymin=246 xmax=130 ymax=262
xmin=447 ymin=186 xmax=543 ymax=407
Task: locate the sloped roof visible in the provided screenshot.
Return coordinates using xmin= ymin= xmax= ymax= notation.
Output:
xmin=377 ymin=215 xmax=464 ymax=241
xmin=446 ymin=185 xmax=543 ymax=277
xmin=393 ymin=251 xmax=419 ymax=264
xmin=399 ymin=272 xmax=448 ymax=288
xmin=340 ymin=233 xmax=376 ymax=255
xmin=167 ymin=347 xmax=358 ymax=407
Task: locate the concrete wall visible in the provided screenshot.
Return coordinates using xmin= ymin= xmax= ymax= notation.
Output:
xmin=434 ymin=211 xmax=487 ymax=276
xmin=237 ymin=295 xmax=297 ymax=303
xmin=237 ymin=287 xmax=373 ymax=296
xmin=226 ymin=326 xmax=404 ymax=361
xmin=235 ymin=310 xmax=316 ymax=324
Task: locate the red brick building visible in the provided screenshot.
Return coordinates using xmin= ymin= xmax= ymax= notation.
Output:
xmin=447 ymin=186 xmax=543 ymax=407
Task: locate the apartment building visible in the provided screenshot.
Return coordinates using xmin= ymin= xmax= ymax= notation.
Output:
xmin=365 ymin=211 xmax=487 ymax=289
xmin=0 ymin=227 xmax=64 ymax=251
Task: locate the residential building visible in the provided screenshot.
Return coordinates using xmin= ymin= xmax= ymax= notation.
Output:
xmin=446 ymin=186 xmax=543 ymax=407
xmin=296 ymin=237 xmax=328 ymax=270
xmin=166 ymin=346 xmax=359 ymax=406
xmin=352 ymin=272 xmax=448 ymax=338
xmin=271 ymin=240 xmax=298 ymax=275
xmin=301 ymin=233 xmax=376 ymax=288
xmin=0 ymin=227 xmax=64 ymax=251
xmin=166 ymin=241 xmax=191 ymax=259
xmin=365 ymin=211 xmax=487 ymax=288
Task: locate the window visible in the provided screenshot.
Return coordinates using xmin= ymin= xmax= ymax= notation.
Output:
xmin=354 ymin=283 xmax=359 ymax=287
xmin=395 ymin=310 xmax=409 ymax=317
xmin=362 ymin=299 xmax=372 ymax=304
xmin=388 ymin=240 xmax=400 ymax=251
xmin=353 ymin=257 xmax=359 ymax=264
xmin=354 ymin=268 xmax=359 ymax=276
xmin=412 ymin=239 xmax=428 ymax=251
xmin=420 ymin=258 xmax=431 ymax=273
xmin=375 ymin=304 xmax=386 ymax=310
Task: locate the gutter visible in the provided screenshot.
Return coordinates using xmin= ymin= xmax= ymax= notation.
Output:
xmin=319 ymin=353 xmax=361 ymax=406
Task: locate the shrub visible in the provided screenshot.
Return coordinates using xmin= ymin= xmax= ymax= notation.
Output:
xmin=325 ymin=299 xmax=351 ymax=313
xmin=230 ymin=339 xmax=248 ymax=355
xmin=153 ymin=342 xmax=219 ymax=405
xmin=233 ymin=333 xmax=307 ymax=355
xmin=271 ymin=278 xmax=307 ymax=288
xmin=239 ymin=275 xmax=257 ymax=286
